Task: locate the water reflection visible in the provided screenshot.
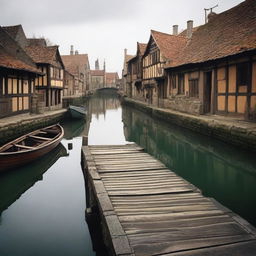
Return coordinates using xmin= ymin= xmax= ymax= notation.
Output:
xmin=0 ymin=126 xmax=95 ymax=256
xmin=122 ymin=105 xmax=256 ymax=227
xmin=87 ymin=91 xmax=127 ymax=145
xmin=0 ymin=144 xmax=68 ymax=216
xmin=61 ymin=119 xmax=85 ymax=140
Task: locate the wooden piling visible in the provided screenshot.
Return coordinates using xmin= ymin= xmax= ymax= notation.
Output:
xmin=82 ymin=135 xmax=88 ymax=146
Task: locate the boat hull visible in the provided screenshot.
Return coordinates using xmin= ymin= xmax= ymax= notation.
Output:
xmin=69 ymin=105 xmax=86 ymax=119
xmin=70 ymin=109 xmax=85 ymax=119
xmin=0 ymin=124 xmax=64 ymax=171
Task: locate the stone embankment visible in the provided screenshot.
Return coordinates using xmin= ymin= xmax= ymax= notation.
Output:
xmin=122 ymin=97 xmax=256 ymax=151
xmin=0 ymin=109 xmax=67 ymax=145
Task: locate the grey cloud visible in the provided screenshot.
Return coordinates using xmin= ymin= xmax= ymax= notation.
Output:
xmin=0 ymin=0 xmax=142 ymax=27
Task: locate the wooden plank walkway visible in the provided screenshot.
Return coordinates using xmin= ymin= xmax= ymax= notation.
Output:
xmin=82 ymin=143 xmax=256 ymax=256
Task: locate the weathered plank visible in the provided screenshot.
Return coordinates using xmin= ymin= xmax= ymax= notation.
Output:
xmin=132 ymin=235 xmax=255 ymax=256
xmin=82 ymin=144 xmax=256 ymax=256
xmin=162 ymin=241 xmax=256 ymax=256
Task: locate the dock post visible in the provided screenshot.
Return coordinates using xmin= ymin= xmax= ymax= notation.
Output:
xmin=83 ymin=135 xmax=88 ymax=146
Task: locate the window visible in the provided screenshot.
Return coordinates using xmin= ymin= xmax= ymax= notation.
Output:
xmin=189 ymin=79 xmax=199 ymax=97
xmin=178 ymin=74 xmax=185 ymax=94
xmin=237 ymin=63 xmax=249 ymax=86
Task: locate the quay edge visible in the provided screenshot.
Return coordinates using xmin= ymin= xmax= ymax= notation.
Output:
xmin=0 ymin=109 xmax=67 ymax=146
xmin=121 ymin=97 xmax=256 ymax=152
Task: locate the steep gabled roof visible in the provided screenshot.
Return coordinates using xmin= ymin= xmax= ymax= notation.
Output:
xmin=0 ymin=26 xmax=40 ymax=74
xmin=125 ymin=54 xmax=135 ymax=63
xmin=150 ymin=30 xmax=188 ymax=63
xmin=106 ymin=72 xmax=119 ymax=82
xmin=27 ymin=38 xmax=47 ymax=47
xmin=178 ymin=26 xmax=201 ymax=37
xmin=26 ymin=44 xmax=64 ymax=68
xmin=61 ymin=54 xmax=89 ymax=76
xmin=90 ymin=70 xmax=105 ymax=76
xmin=0 ymin=45 xmax=41 ymax=74
xmin=2 ymin=24 xmax=28 ymax=49
xmin=138 ymin=42 xmax=147 ymax=56
xmin=167 ymin=0 xmax=256 ymax=68
xmin=2 ymin=25 xmax=22 ymax=40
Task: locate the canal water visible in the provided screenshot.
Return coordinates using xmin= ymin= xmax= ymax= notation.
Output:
xmin=0 ymin=90 xmax=256 ymax=255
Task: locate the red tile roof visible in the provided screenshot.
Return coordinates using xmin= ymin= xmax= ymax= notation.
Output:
xmin=0 ymin=46 xmax=41 ymax=74
xmin=125 ymin=54 xmax=135 ymax=63
xmin=25 ymin=45 xmax=62 ymax=67
xmin=138 ymin=43 xmax=147 ymax=55
xmin=167 ymin=0 xmax=256 ymax=68
xmin=2 ymin=25 xmax=21 ymax=40
xmin=90 ymin=70 xmax=105 ymax=76
xmin=106 ymin=72 xmax=119 ymax=83
xmin=27 ymin=38 xmax=47 ymax=47
xmin=61 ymin=54 xmax=89 ymax=76
xmin=151 ymin=30 xmax=188 ymax=63
xmin=178 ymin=26 xmax=201 ymax=37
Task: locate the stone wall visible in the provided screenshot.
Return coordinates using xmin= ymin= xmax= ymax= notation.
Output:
xmin=122 ymin=97 xmax=256 ymax=151
xmin=0 ymin=110 xmax=66 ymax=146
xmin=165 ymin=95 xmax=203 ymax=115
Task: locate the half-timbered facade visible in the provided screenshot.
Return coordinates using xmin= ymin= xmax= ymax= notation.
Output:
xmin=142 ymin=30 xmax=187 ymax=105
xmin=126 ymin=43 xmax=146 ymax=101
xmin=2 ymin=25 xmax=64 ymax=111
xmin=26 ymin=41 xmax=65 ymax=110
xmin=63 ymin=70 xmax=75 ymax=97
xmin=0 ymin=26 xmax=41 ymax=118
xmin=165 ymin=0 xmax=256 ymax=118
xmin=61 ymin=47 xmax=90 ymax=96
xmin=122 ymin=49 xmax=135 ymax=96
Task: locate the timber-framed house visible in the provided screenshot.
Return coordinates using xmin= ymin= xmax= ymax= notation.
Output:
xmin=2 ymin=25 xmax=65 ymax=111
xmin=26 ymin=40 xmax=65 ymax=110
xmin=142 ymin=30 xmax=187 ymax=105
xmin=0 ymin=26 xmax=42 ymax=118
xmin=61 ymin=46 xmax=90 ymax=96
xmin=165 ymin=0 xmax=256 ymax=119
xmin=127 ymin=42 xmax=146 ymax=101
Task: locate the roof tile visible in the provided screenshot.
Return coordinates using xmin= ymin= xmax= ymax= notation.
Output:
xmin=167 ymin=0 xmax=256 ymax=68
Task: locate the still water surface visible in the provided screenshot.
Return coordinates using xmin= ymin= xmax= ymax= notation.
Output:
xmin=0 ymin=91 xmax=256 ymax=255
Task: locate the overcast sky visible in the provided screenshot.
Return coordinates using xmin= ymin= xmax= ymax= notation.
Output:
xmin=1 ymin=0 xmax=244 ymax=75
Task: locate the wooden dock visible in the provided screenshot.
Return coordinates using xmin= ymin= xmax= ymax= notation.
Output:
xmin=82 ymin=144 xmax=256 ymax=256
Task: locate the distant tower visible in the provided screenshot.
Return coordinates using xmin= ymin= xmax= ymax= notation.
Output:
xmin=95 ymin=59 xmax=99 ymax=70
xmin=70 ymin=45 xmax=74 ymax=55
xmin=103 ymin=59 xmax=106 ymax=71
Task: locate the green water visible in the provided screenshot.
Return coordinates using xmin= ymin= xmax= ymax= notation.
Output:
xmin=122 ymin=103 xmax=256 ymax=228
xmin=0 ymin=122 xmax=96 ymax=256
xmin=0 ymin=91 xmax=255 ymax=256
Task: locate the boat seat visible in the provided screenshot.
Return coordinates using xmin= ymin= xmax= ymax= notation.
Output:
xmin=42 ymin=129 xmax=59 ymax=134
xmin=14 ymin=144 xmax=34 ymax=149
xmin=38 ymin=131 xmax=48 ymax=134
xmin=29 ymin=135 xmax=52 ymax=141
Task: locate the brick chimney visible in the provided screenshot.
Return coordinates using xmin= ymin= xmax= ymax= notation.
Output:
xmin=208 ymin=12 xmax=217 ymax=22
xmin=187 ymin=20 xmax=193 ymax=38
xmin=173 ymin=25 xmax=178 ymax=35
xmin=70 ymin=45 xmax=74 ymax=55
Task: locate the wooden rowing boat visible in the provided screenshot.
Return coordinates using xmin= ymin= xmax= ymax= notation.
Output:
xmin=69 ymin=105 xmax=86 ymax=119
xmin=0 ymin=124 xmax=64 ymax=171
